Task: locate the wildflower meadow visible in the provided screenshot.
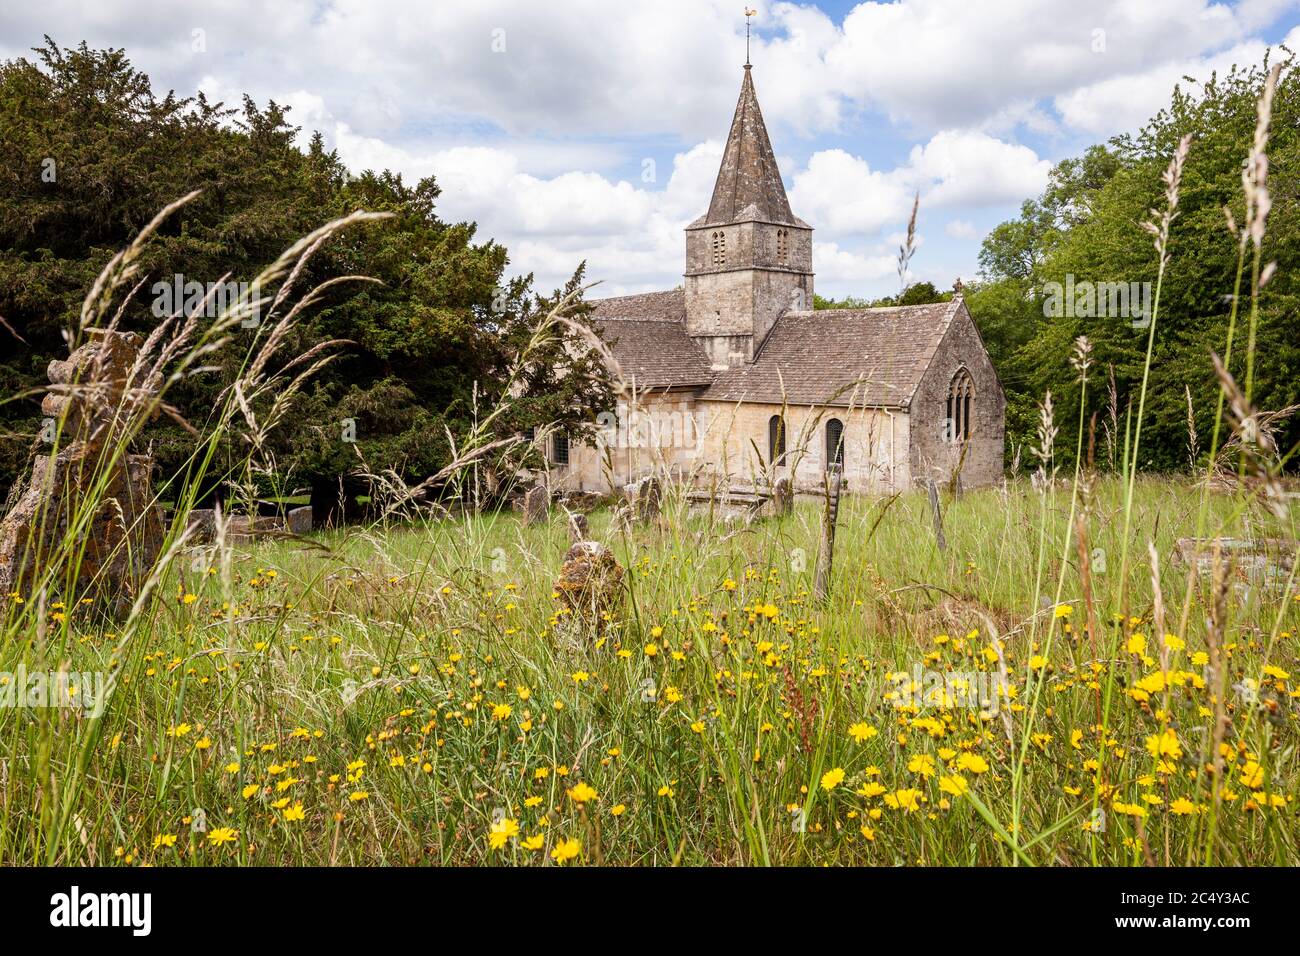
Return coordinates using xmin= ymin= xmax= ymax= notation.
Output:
xmin=1 ymin=16 xmax=1298 ymax=882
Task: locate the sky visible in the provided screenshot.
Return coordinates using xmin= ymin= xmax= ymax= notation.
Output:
xmin=2 ymin=0 xmax=1299 ymax=301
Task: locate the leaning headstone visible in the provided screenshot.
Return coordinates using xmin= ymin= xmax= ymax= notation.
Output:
xmin=635 ymin=475 xmax=662 ymax=522
xmin=522 ymin=484 xmax=549 ymax=526
xmin=227 ymin=515 xmax=256 ymax=540
xmin=611 ymin=501 xmax=635 ymax=536
xmin=0 ymin=330 xmax=163 ymax=603
xmin=286 ymin=505 xmax=313 ymax=535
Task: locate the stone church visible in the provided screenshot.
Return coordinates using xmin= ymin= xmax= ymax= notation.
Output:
xmin=552 ymin=65 xmax=1005 ymax=497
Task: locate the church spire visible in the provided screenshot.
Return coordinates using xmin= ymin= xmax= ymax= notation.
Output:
xmin=704 ymin=65 xmax=795 ymax=226
xmin=683 ymin=47 xmax=812 ymax=369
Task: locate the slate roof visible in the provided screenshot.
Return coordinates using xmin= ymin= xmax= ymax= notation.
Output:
xmin=590 ymin=290 xmax=714 ymax=388
xmin=703 ymin=301 xmax=959 ymax=409
xmin=692 ymin=66 xmax=800 ymax=228
xmin=588 ymin=293 xmax=960 ymax=404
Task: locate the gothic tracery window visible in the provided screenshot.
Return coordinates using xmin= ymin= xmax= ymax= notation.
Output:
xmin=946 ymin=369 xmax=974 ymax=443
xmin=776 ymin=229 xmax=787 ymax=263
xmin=711 ymin=230 xmax=726 ymax=267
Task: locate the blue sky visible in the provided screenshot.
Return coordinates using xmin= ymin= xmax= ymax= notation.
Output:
xmin=3 ymin=0 xmax=1298 ymax=300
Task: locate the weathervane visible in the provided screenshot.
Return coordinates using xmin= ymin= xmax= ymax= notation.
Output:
xmin=745 ymin=7 xmax=756 ymax=66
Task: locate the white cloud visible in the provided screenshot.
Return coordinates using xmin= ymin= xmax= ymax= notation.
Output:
xmin=1237 ymin=0 xmax=1300 ymax=30
xmin=315 ymin=124 xmax=986 ymax=294
xmin=3 ymin=0 xmax=1295 ymax=300
xmin=825 ymin=0 xmax=1289 ymax=131
xmin=789 ymin=132 xmax=1050 ymax=240
xmin=9 ymin=0 xmax=1291 ymax=150
xmin=1055 ymin=24 xmax=1300 ymax=136
xmin=0 ymin=0 xmax=843 ymax=141
xmin=789 ymin=149 xmax=914 ymax=237
xmin=813 ymin=241 xmax=898 ymax=285
xmin=904 ymin=130 xmax=1052 ymax=207
xmin=945 ymin=219 xmax=980 ymax=240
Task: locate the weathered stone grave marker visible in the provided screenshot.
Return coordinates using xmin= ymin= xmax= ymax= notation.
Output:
xmin=521 ymin=483 xmax=550 ymax=527
xmin=0 ymin=330 xmax=163 ymax=603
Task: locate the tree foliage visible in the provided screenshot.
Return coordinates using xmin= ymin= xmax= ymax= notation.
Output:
xmin=814 ymin=280 xmax=951 ymax=311
xmin=967 ymin=54 xmax=1299 ymax=471
xmin=0 ymin=39 xmax=612 ymax=511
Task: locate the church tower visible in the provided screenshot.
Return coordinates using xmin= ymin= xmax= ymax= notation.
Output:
xmin=684 ymin=65 xmax=814 ymax=369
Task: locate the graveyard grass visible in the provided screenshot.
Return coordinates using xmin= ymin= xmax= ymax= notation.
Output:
xmin=2 ymin=474 xmax=1297 ymax=866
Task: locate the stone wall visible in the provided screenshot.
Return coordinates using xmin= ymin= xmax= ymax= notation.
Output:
xmin=684 ymin=220 xmax=813 ymax=278
xmin=552 ymin=389 xmax=705 ymax=493
xmin=693 ymin=400 xmax=911 ymax=494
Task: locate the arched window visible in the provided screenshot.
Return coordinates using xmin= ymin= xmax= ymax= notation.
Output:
xmin=711 ymin=230 xmax=726 ymax=267
xmin=825 ymin=418 xmax=844 ymax=471
xmin=552 ymin=432 xmax=570 ymax=466
xmin=776 ymin=229 xmax=788 ymax=263
xmin=768 ymin=414 xmax=786 ymax=465
xmin=946 ymin=369 xmax=974 ymax=443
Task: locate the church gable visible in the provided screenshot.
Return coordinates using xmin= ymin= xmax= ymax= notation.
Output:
xmin=907 ymin=300 xmax=1007 ymax=487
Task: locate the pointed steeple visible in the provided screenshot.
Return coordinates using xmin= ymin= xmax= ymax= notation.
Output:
xmin=683 ymin=61 xmax=813 ymax=369
xmin=704 ymin=66 xmax=796 ymax=226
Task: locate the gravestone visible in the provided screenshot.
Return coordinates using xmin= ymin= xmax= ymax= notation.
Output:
xmin=553 ymin=540 xmax=625 ymax=632
xmin=0 ymin=330 xmax=164 ymax=602
xmin=611 ymin=501 xmax=635 ymax=536
xmin=522 ymin=484 xmax=549 ymax=526
xmin=1173 ymin=537 xmax=1296 ymax=596
xmin=227 ymin=514 xmax=286 ymax=540
xmin=635 ymin=475 xmax=662 ymax=522
xmin=286 ymin=505 xmax=314 ymax=534
xmin=187 ymin=508 xmax=218 ymax=544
